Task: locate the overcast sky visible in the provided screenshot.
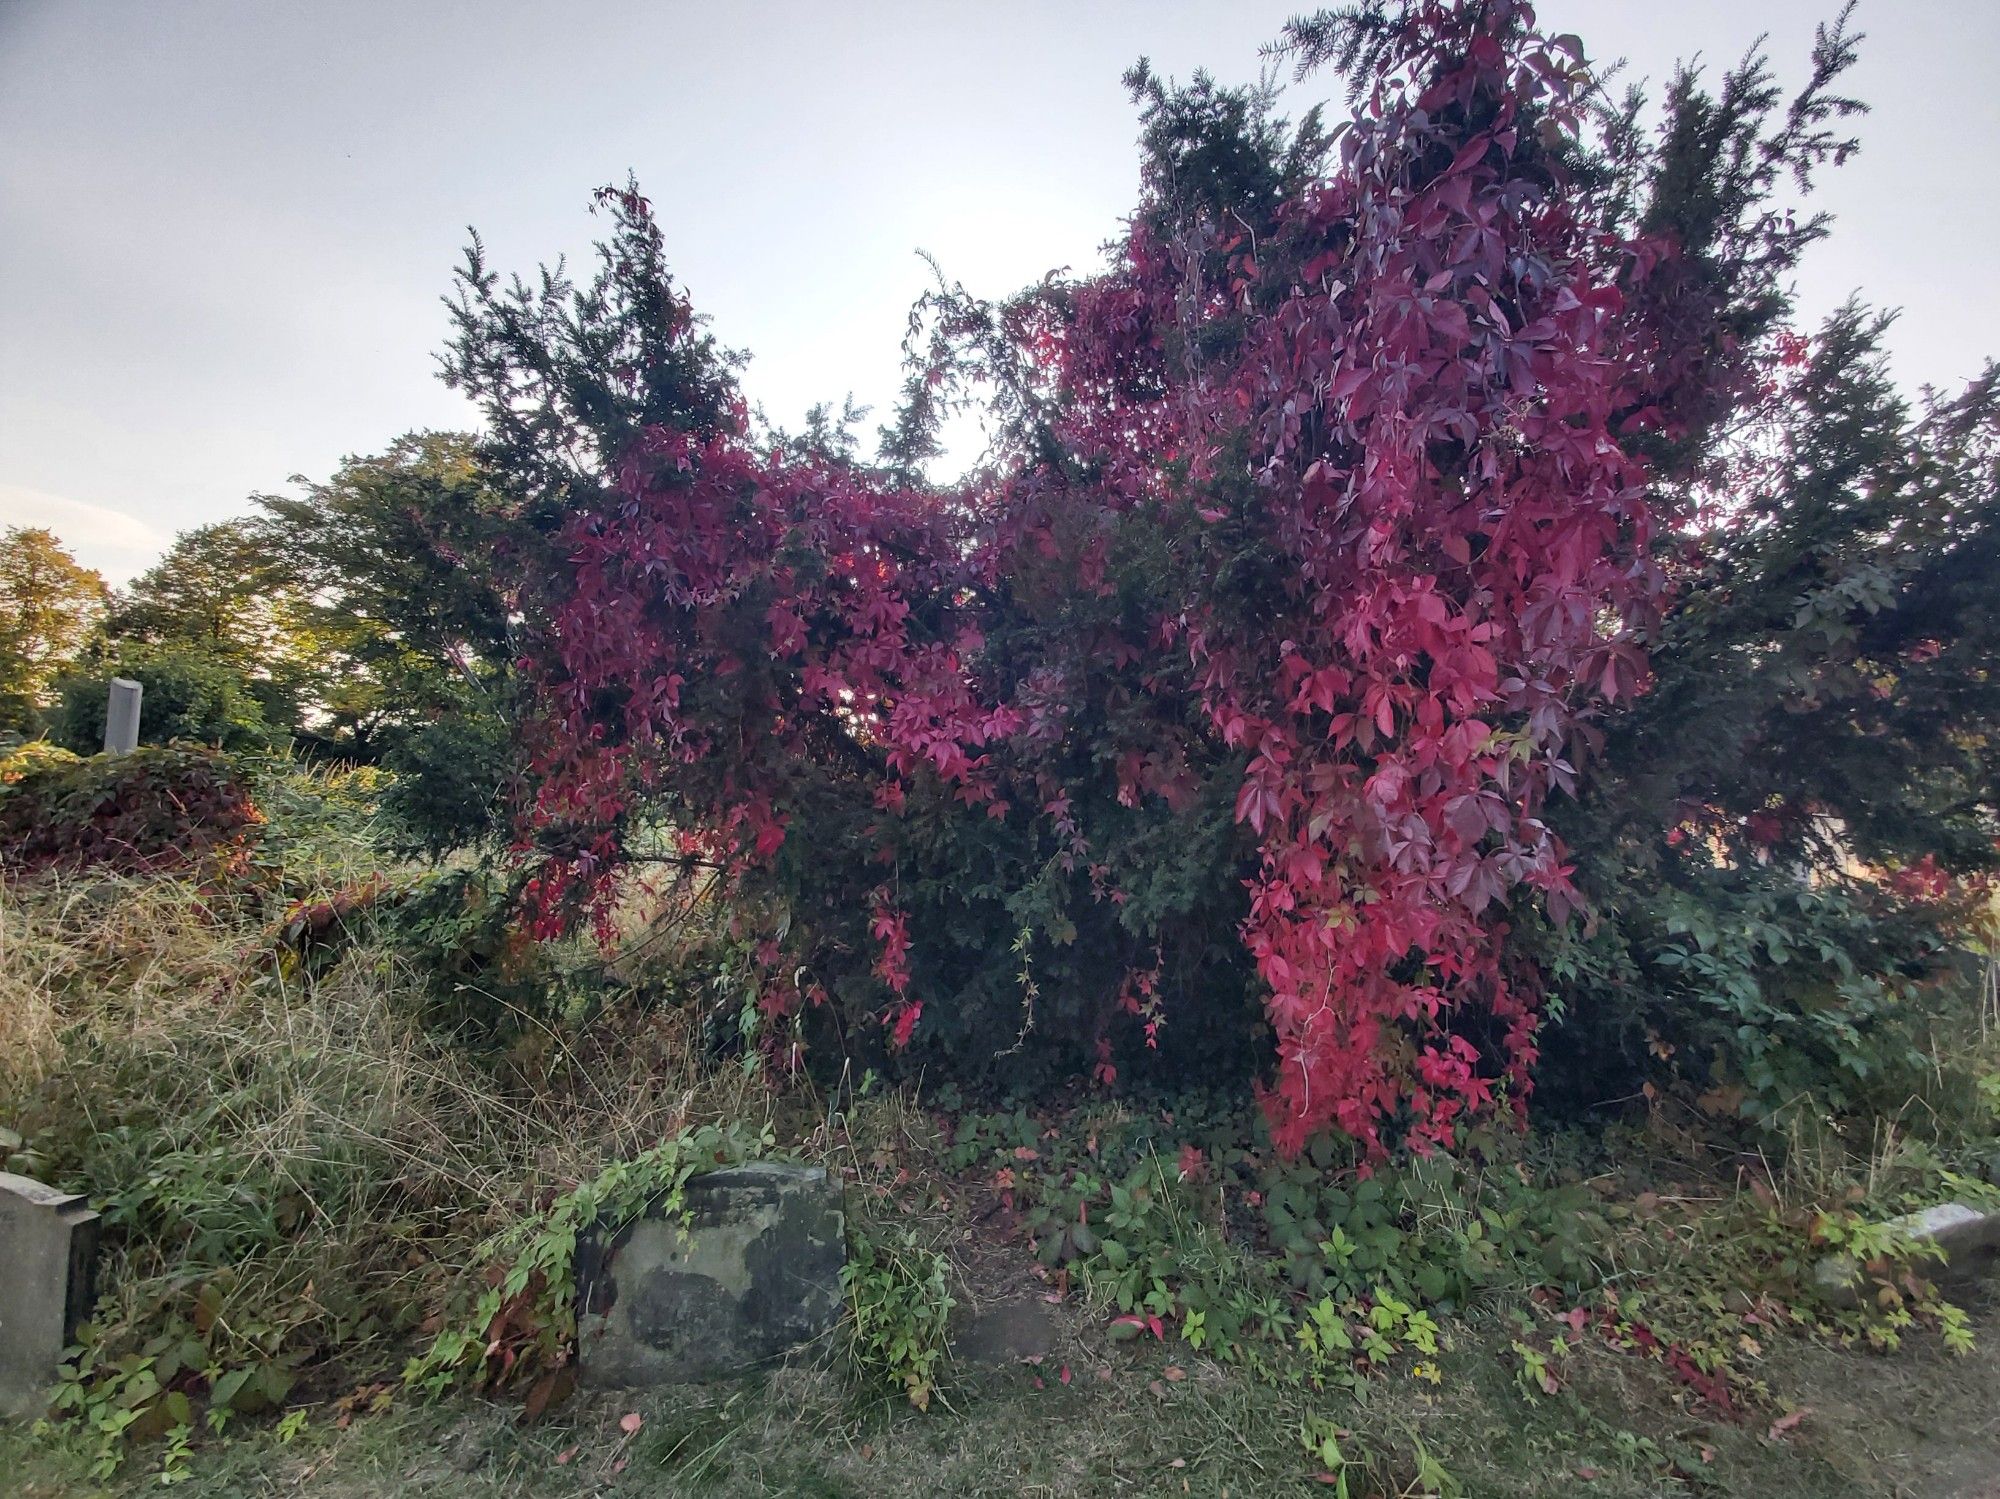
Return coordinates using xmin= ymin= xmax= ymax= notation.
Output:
xmin=3 ymin=0 xmax=1997 ymax=583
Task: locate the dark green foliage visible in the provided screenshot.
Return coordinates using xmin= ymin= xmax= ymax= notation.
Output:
xmin=440 ymin=178 xmax=745 ymax=524
xmin=50 ymin=648 xmax=273 ymax=754
xmin=253 ymin=434 xmax=522 ymax=853
xmin=1121 ymin=59 xmax=1328 ymax=238
xmin=376 ymin=706 xmax=515 ymax=858
xmin=1538 ymin=303 xmax=2000 ymax=1124
xmin=0 ymin=745 xmax=260 ymax=873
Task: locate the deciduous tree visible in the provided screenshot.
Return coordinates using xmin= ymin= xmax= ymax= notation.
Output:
xmin=0 ymin=526 xmax=106 ymax=733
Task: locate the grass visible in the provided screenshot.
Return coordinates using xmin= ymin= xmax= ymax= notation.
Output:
xmin=0 ymin=763 xmax=771 ymax=1455
xmin=10 ymin=1290 xmax=2000 ymax=1497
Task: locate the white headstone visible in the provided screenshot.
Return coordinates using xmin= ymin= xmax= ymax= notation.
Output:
xmin=103 ymin=678 xmax=142 ymax=755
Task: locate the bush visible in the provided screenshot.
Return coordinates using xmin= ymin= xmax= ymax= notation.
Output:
xmin=0 ymin=738 xmax=80 ymax=784
xmin=50 ymin=648 xmax=273 ymax=754
xmin=0 ymin=745 xmax=262 ymax=874
xmin=377 ymin=705 xmax=514 ymax=858
xmin=440 ymin=4 xmax=1930 ymax=1155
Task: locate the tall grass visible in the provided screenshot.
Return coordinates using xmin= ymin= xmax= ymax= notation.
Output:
xmin=0 ymin=764 xmax=764 ymax=1401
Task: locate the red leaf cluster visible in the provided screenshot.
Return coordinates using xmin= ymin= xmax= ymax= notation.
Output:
xmin=516 ymin=2 xmax=1729 ymax=1155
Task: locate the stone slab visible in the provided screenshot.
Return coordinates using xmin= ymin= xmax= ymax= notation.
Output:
xmin=1812 ymin=1201 xmax=2000 ymax=1308
xmin=954 ymin=1300 xmax=1057 ymax=1365
xmin=0 ymin=1171 xmax=99 ymax=1418
xmin=575 ymin=1162 xmax=844 ymax=1386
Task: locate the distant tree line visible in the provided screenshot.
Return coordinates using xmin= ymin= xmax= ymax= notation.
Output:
xmin=0 ymin=432 xmax=518 ymax=853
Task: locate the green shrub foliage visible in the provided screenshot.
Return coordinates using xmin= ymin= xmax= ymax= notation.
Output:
xmin=0 ymin=746 xmax=261 ymax=874
xmin=51 ymin=649 xmax=273 ymax=755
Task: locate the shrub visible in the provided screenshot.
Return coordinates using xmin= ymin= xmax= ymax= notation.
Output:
xmin=0 ymin=738 xmax=80 ymax=784
xmin=442 ymin=1 xmax=1899 ymax=1156
xmin=50 ymin=648 xmax=272 ymax=754
xmin=0 ymin=746 xmax=262 ymax=875
xmin=377 ymin=703 xmax=514 ymax=858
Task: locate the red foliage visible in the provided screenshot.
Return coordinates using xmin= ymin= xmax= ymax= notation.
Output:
xmin=516 ymin=2 xmax=1739 ymax=1155
xmin=0 ymin=746 xmax=262 ymax=876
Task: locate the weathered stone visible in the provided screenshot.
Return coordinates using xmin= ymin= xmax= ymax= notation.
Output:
xmin=103 ymin=678 xmax=143 ymax=755
xmin=575 ymin=1162 xmax=844 ymax=1385
xmin=0 ymin=1171 xmax=99 ymax=1418
xmin=954 ymin=1300 xmax=1056 ymax=1365
xmin=1813 ymin=1201 xmax=2000 ymax=1308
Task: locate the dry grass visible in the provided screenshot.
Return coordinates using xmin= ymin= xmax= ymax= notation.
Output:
xmin=0 ymin=838 xmax=767 ymax=1404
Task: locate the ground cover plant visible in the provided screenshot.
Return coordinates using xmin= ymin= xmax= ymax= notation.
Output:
xmin=3 ymin=1 xmax=2000 ymax=1494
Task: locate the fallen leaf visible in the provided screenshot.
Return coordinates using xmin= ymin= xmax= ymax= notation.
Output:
xmin=859 ymin=1443 xmax=874 ymax=1460
xmin=1574 ymin=1467 xmax=1599 ymax=1480
xmin=1059 ymin=1364 xmax=1072 ymax=1385
xmin=1163 ymin=1365 xmax=1187 ymax=1381
xmin=611 ymin=1456 xmax=628 ymax=1475
xmin=553 ymin=1446 xmax=578 ymax=1467
xmin=1170 ymin=1457 xmax=1187 ymax=1468
xmin=619 ymin=1411 xmax=643 ymax=1436
xmin=1767 ymin=1407 xmax=1811 ymax=1441
xmin=1148 ymin=1380 xmax=1168 ymax=1398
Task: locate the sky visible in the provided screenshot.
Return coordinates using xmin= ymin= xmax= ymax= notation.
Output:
xmin=3 ymin=0 xmax=1997 ymax=584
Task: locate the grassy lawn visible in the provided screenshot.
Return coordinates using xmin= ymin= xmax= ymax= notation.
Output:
xmin=10 ymin=1286 xmax=1998 ymax=1498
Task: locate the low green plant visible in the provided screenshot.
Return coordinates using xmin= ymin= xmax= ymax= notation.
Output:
xmin=1297 ymin=1413 xmax=1364 ymax=1496
xmin=1801 ymin=1206 xmax=1973 ymax=1354
xmin=404 ymin=1117 xmax=773 ymax=1401
xmin=945 ymin=1100 xmax=1613 ymax=1393
xmin=842 ymin=1223 xmax=955 ymax=1410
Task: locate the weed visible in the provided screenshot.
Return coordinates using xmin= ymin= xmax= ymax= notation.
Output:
xmin=842 ymin=1223 xmax=955 ymax=1409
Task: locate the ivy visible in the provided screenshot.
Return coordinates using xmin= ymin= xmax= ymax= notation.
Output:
xmin=402 ymin=1119 xmax=773 ymax=1403
xmin=441 ymin=1 xmax=1917 ymax=1158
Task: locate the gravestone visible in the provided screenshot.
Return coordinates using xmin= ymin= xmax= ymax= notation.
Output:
xmin=575 ymin=1162 xmax=844 ymax=1385
xmin=103 ymin=677 xmax=142 ymax=755
xmin=1813 ymin=1200 xmax=2000 ymax=1308
xmin=0 ymin=1172 xmax=99 ymax=1417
